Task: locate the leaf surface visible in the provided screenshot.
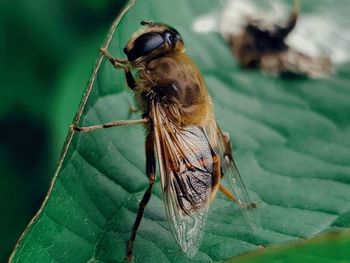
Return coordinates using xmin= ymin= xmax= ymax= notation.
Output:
xmin=229 ymin=230 xmax=350 ymax=263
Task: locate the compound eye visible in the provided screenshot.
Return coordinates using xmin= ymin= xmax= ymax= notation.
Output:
xmin=164 ymin=31 xmax=177 ymax=45
xmin=126 ymin=32 xmax=165 ymax=61
xmin=168 ymin=26 xmax=182 ymax=40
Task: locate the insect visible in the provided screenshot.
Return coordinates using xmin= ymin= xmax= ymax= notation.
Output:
xmin=72 ymin=21 xmax=256 ymax=261
xmin=225 ymin=0 xmax=332 ymax=77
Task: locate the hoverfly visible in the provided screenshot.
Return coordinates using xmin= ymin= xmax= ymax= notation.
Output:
xmin=72 ymin=21 xmax=256 ymax=261
xmin=225 ymin=0 xmax=332 ymax=77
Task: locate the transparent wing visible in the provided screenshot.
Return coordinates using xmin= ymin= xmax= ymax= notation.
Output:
xmin=205 ymin=121 xmax=258 ymax=226
xmin=151 ymin=101 xmax=213 ymax=257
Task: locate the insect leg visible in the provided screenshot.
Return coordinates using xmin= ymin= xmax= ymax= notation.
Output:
xmin=220 ymin=131 xmax=234 ymax=163
xmin=99 ymin=48 xmax=136 ymax=89
xmin=125 ymin=132 xmax=155 ymax=261
xmin=220 ymin=130 xmax=257 ymax=209
xmin=211 ymin=148 xmax=238 ymax=203
xmin=219 ymin=183 xmax=257 ymax=208
xmin=70 ymin=117 xmax=149 ymax=133
xmin=210 ymin=152 xmax=222 ymax=202
xmin=99 ymin=47 xmax=128 ymax=66
xmin=219 ymin=184 xmax=237 ymax=202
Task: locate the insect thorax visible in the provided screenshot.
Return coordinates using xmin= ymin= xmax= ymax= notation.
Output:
xmin=134 ymin=53 xmax=211 ymax=126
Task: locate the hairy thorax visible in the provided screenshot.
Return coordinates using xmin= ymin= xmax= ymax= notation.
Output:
xmin=134 ymin=53 xmax=212 ymax=126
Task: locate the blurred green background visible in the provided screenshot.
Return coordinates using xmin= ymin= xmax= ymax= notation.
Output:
xmin=0 ymin=0 xmax=126 ymax=261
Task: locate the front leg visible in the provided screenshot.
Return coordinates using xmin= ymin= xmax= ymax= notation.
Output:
xmin=99 ymin=48 xmax=136 ymax=90
xmin=70 ymin=118 xmax=149 ymax=133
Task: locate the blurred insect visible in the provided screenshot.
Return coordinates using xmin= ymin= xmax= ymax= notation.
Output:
xmin=72 ymin=21 xmax=256 ymax=261
xmin=225 ymin=0 xmax=332 ymax=77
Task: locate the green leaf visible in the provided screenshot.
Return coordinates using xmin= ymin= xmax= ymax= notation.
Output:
xmin=10 ymin=0 xmax=350 ymax=262
xmin=228 ymin=230 xmax=350 ymax=263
